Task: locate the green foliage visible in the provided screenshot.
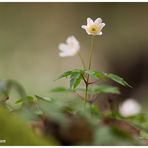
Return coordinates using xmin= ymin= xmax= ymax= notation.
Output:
xmin=57 ymin=69 xmax=84 ymax=90
xmin=57 ymin=69 xmax=131 ymax=91
xmin=57 ymin=70 xmax=73 ymax=80
xmin=121 ymin=113 xmax=147 ymax=123
xmin=14 ymin=94 xmax=148 ymax=145
xmin=34 ymin=95 xmax=68 ymax=123
xmin=50 ymin=87 xmax=73 ymax=93
xmin=50 ymin=85 xmax=120 ymax=96
xmin=140 ymin=130 xmax=148 ymax=139
xmin=57 ymin=69 xmax=83 ymax=80
xmin=85 ymin=70 xmax=131 ymax=87
xmin=106 ymin=73 xmax=132 ymax=87
xmin=85 ymin=70 xmax=105 ymax=79
xmin=93 ymin=126 xmax=138 ymax=146
xmin=78 ymin=85 xmax=120 ymax=94
xmin=35 ymin=95 xmax=52 ymax=102
xmin=0 ymin=80 xmax=26 ymax=102
xmin=69 ymin=72 xmax=82 ymax=89
xmin=16 ymin=96 xmax=35 ymax=105
xmin=121 ymin=113 xmax=148 ymax=136
xmin=0 ymin=107 xmax=56 ymax=146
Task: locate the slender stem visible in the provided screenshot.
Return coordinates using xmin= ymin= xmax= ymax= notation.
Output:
xmin=78 ymin=51 xmax=85 ymax=69
xmin=84 ymin=36 xmax=95 ymax=104
xmin=84 ymin=83 xmax=88 ymax=104
xmin=88 ymin=36 xmax=94 ymax=70
xmin=81 ymin=73 xmax=87 ymax=84
xmin=88 ymin=79 xmax=100 ymax=85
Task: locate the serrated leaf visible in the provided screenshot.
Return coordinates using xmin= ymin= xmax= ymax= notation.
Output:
xmin=56 ymin=69 xmax=85 ymax=80
xmin=70 ymin=77 xmax=81 ymax=89
xmin=85 ymin=70 xmax=105 ymax=79
xmin=56 ymin=70 xmax=72 ymax=80
xmin=106 ymin=73 xmax=132 ymax=87
xmin=78 ymin=85 xmax=120 ymax=94
xmin=70 ymin=72 xmax=82 ymax=89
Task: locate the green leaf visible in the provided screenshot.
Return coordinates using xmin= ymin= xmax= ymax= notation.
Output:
xmin=70 ymin=72 xmax=82 ymax=89
xmin=35 ymin=95 xmax=52 ymax=102
xmin=50 ymin=87 xmax=73 ymax=93
xmin=85 ymin=70 xmax=105 ymax=79
xmin=0 ymin=80 xmax=26 ymax=102
xmin=106 ymin=73 xmax=132 ymax=87
xmin=84 ymin=70 xmax=131 ymax=88
xmin=121 ymin=113 xmax=147 ymax=124
xmin=15 ymin=96 xmax=35 ymax=105
xmin=15 ymin=99 xmax=23 ymax=104
xmin=78 ymin=85 xmax=120 ymax=94
xmin=140 ymin=130 xmax=148 ymax=139
xmin=56 ymin=69 xmax=85 ymax=80
xmin=54 ymin=69 xmax=85 ymax=90
xmin=26 ymin=96 xmax=34 ymax=102
xmin=56 ymin=70 xmax=72 ymax=80
xmin=90 ymin=104 xmax=100 ymax=116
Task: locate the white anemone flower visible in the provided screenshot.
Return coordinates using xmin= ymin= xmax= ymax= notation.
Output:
xmin=81 ymin=17 xmax=105 ymax=36
xmin=119 ymin=98 xmax=141 ymax=117
xmin=59 ymin=36 xmax=80 ymax=57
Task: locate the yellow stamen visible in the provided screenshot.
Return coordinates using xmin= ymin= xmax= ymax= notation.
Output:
xmin=88 ymin=24 xmax=100 ymax=35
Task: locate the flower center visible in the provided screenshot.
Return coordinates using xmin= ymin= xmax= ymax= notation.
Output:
xmin=89 ymin=24 xmax=100 ymax=35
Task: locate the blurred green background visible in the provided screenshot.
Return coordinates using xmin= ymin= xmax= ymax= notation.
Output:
xmin=0 ymin=3 xmax=148 ymax=110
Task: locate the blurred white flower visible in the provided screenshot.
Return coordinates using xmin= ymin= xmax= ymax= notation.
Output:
xmin=58 ymin=36 xmax=80 ymax=57
xmin=119 ymin=98 xmax=141 ymax=117
xmin=81 ymin=17 xmax=105 ymax=36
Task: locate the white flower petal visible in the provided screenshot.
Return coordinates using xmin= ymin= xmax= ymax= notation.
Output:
xmin=95 ymin=18 xmax=102 ymax=24
xmin=81 ymin=25 xmax=87 ymax=29
xmin=119 ymin=99 xmax=141 ymax=117
xmin=87 ymin=17 xmax=93 ymax=25
xmin=67 ymin=36 xmax=80 ymax=50
xmin=81 ymin=26 xmax=89 ymax=33
xmin=86 ymin=30 xmax=91 ymax=35
xmin=66 ymin=36 xmax=74 ymax=44
xmin=98 ymin=32 xmax=103 ymax=35
xmin=59 ymin=43 xmax=69 ymax=51
xmin=100 ymin=23 xmax=106 ymax=30
xmin=60 ymin=50 xmax=77 ymax=57
xmin=96 ymin=31 xmax=102 ymax=35
xmin=59 ymin=50 xmax=73 ymax=57
xmin=82 ymin=17 xmax=105 ymax=36
xmin=66 ymin=36 xmax=75 ymax=44
xmin=58 ymin=36 xmax=80 ymax=57
xmin=59 ymin=52 xmax=68 ymax=57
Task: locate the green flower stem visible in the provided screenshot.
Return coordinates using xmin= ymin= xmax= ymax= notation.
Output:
xmin=84 ymin=82 xmax=89 ymax=104
xmin=84 ymin=36 xmax=95 ymax=104
xmin=88 ymin=36 xmax=94 ymax=70
xmin=78 ymin=51 xmax=86 ymax=69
